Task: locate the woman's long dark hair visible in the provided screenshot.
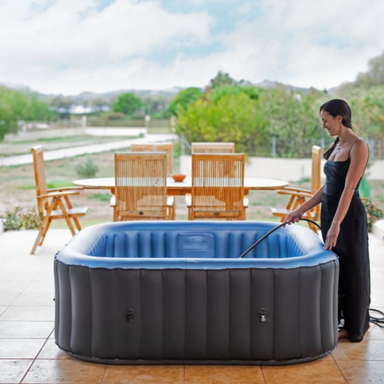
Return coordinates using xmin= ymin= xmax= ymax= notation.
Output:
xmin=320 ymin=99 xmax=353 ymax=160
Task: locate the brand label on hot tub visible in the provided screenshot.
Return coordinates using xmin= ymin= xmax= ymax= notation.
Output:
xmin=178 ymin=233 xmax=214 ymax=258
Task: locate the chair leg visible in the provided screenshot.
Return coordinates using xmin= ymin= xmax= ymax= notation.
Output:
xmin=72 ymin=217 xmax=82 ymax=231
xmin=57 ymin=199 xmax=76 ymax=236
xmin=30 ymin=198 xmax=58 ymax=254
xmin=38 ymin=219 xmax=52 ymax=246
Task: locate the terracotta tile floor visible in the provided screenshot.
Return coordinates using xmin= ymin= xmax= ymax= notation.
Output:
xmin=0 ymin=229 xmax=383 ymax=384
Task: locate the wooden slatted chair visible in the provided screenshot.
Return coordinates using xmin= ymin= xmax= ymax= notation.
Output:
xmin=30 ymin=146 xmax=88 ymax=254
xmin=131 ymin=143 xmax=174 ymax=176
xmin=186 ymin=153 xmax=247 ymax=220
xmin=114 ymin=152 xmax=175 ymax=221
xmin=191 ymin=142 xmax=235 ymax=154
xmin=270 ymin=145 xmax=322 ymax=231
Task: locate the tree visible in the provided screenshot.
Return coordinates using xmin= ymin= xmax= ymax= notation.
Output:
xmin=0 ymin=86 xmax=52 ymax=141
xmin=113 ymin=93 xmax=143 ymax=115
xmin=176 ymin=87 xmax=266 ymax=154
xmin=356 ymin=51 xmax=384 ymax=88
xmin=209 ymin=71 xmax=238 ymax=89
xmin=0 ymin=86 xmax=18 ymax=140
xmin=91 ymin=96 xmax=109 ymax=112
xmin=258 ymin=85 xmax=325 ymax=157
xmin=49 ymin=95 xmax=75 ymax=119
xmin=167 ymin=87 xmax=203 ymax=116
xmin=144 ymin=94 xmax=169 ymax=116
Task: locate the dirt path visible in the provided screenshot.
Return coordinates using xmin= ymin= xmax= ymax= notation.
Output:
xmin=0 ymin=134 xmax=177 ymax=166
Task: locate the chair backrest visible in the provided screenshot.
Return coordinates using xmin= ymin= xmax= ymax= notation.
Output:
xmin=311 ymin=146 xmax=322 ymax=194
xmin=114 ymin=152 xmax=168 ymax=220
xmin=191 ymin=153 xmax=245 ymax=220
xmin=131 ymin=143 xmax=173 ymax=176
xmin=31 ymin=146 xmax=48 ymax=214
xmin=191 ymin=142 xmax=235 ymax=154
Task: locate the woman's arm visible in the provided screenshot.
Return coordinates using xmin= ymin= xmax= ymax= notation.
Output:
xmin=284 ymin=185 xmax=324 ymax=224
xmin=323 ymin=140 xmax=369 ymax=249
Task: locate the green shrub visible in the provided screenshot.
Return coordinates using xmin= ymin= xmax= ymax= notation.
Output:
xmin=1 ymin=207 xmax=42 ymax=231
xmin=362 ymin=198 xmax=384 ymax=232
xmin=75 ymin=156 xmax=99 ymax=178
xmin=22 ymin=209 xmax=43 ymax=230
xmin=106 ymin=112 xmax=125 ymax=120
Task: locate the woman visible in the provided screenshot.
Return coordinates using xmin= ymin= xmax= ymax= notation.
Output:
xmin=285 ymin=99 xmax=370 ymax=342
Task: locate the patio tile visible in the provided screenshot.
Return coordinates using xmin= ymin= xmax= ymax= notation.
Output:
xmin=262 ymin=359 xmax=346 ymax=384
xmin=370 ymin=294 xmax=384 ymax=307
xmin=33 ymin=270 xmax=55 ymax=283
xmin=0 ymin=281 xmax=31 ymax=293
xmin=332 ymin=339 xmax=384 ymax=360
xmin=0 ymin=360 xmax=32 ymax=384
xmin=22 ymin=281 xmax=54 ymax=294
xmin=336 ymin=360 xmax=384 ymax=384
xmin=13 ymin=292 xmax=55 ymax=306
xmin=363 ymin=324 xmax=384 ymax=340
xmin=0 ymin=321 xmax=54 ymax=338
xmin=0 ymin=360 xmax=31 ymax=384
xmin=0 ymin=339 xmax=45 ymax=358
xmin=0 ymin=306 xmax=7 ymax=316
xmin=0 ymin=270 xmax=40 ymax=282
xmin=104 ymin=365 xmax=185 ymax=384
xmin=0 ymin=306 xmax=54 ymax=321
xmin=37 ymin=338 xmax=71 ymax=360
xmin=0 ymin=292 xmax=20 ymax=306
xmin=22 ymin=359 xmax=107 ymax=384
xmin=184 ymin=365 xmax=264 ymax=384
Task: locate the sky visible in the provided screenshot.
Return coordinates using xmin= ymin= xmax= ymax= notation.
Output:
xmin=0 ymin=0 xmax=383 ymax=95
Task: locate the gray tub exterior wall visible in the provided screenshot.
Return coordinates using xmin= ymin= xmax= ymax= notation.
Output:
xmin=54 ymin=259 xmax=339 ymax=365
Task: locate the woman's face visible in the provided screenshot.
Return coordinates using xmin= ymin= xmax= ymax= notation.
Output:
xmin=320 ymin=110 xmax=341 ymax=137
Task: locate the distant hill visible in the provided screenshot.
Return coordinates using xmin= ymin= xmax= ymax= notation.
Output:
xmin=1 ymin=80 xmax=322 ymax=101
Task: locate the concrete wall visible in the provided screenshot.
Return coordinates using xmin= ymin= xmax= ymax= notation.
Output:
xmin=180 ymin=156 xmax=384 ymax=181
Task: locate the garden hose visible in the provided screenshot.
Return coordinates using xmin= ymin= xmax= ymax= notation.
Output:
xmin=238 ymin=218 xmax=321 ymax=259
xmin=238 ymin=219 xmax=384 ymax=328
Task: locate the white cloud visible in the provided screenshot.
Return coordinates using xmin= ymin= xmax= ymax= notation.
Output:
xmin=0 ymin=0 xmax=212 ymax=93
xmin=0 ymin=0 xmax=383 ymax=94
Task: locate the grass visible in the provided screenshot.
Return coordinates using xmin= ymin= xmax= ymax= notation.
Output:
xmin=1 ymin=129 xmax=384 ymax=231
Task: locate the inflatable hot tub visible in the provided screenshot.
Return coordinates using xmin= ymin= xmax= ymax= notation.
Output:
xmin=54 ymin=221 xmax=339 ymax=365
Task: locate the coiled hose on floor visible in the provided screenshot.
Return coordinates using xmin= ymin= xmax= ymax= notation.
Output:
xmin=238 ymin=219 xmax=384 ymax=327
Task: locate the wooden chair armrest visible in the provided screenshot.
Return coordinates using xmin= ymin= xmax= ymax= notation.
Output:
xmin=277 ymin=191 xmax=312 ymax=198
xmin=37 ymin=191 xmax=80 ymax=199
xmin=48 ymin=186 xmax=84 ymax=192
xmin=278 ymin=186 xmax=311 ymax=194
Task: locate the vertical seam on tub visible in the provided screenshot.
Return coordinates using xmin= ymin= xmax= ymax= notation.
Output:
xmin=299 ymin=268 xmax=302 ymax=358
xmin=68 ymin=266 xmax=73 ymax=353
xmin=273 ymin=269 xmax=275 ymax=359
xmin=139 ymin=269 xmax=142 ymax=359
xmin=333 ymin=261 xmax=338 ymax=344
xmin=161 ymin=269 xmax=164 ymax=359
xmin=113 ymin=269 xmax=117 ymax=358
xmin=320 ymin=265 xmax=323 ymax=354
xmin=229 ymin=269 xmax=231 ymax=359
xmin=206 ymin=269 xmax=208 ymax=359
xmin=250 ymin=268 xmax=252 ymax=359
xmin=184 ymin=269 xmax=186 ymax=359
xmin=89 ymin=268 xmax=93 ymax=357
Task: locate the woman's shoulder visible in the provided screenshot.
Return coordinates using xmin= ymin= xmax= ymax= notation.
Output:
xmin=350 ymin=137 xmax=369 ymax=158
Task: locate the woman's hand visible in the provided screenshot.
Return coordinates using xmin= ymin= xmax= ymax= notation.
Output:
xmin=324 ymin=222 xmax=340 ymax=250
xmin=284 ymin=208 xmax=304 ymax=226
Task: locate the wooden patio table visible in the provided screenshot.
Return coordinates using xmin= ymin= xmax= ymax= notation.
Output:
xmin=73 ymin=177 xmax=289 ymax=196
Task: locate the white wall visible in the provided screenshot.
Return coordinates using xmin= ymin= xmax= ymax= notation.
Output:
xmin=180 ymin=156 xmax=384 ymax=181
